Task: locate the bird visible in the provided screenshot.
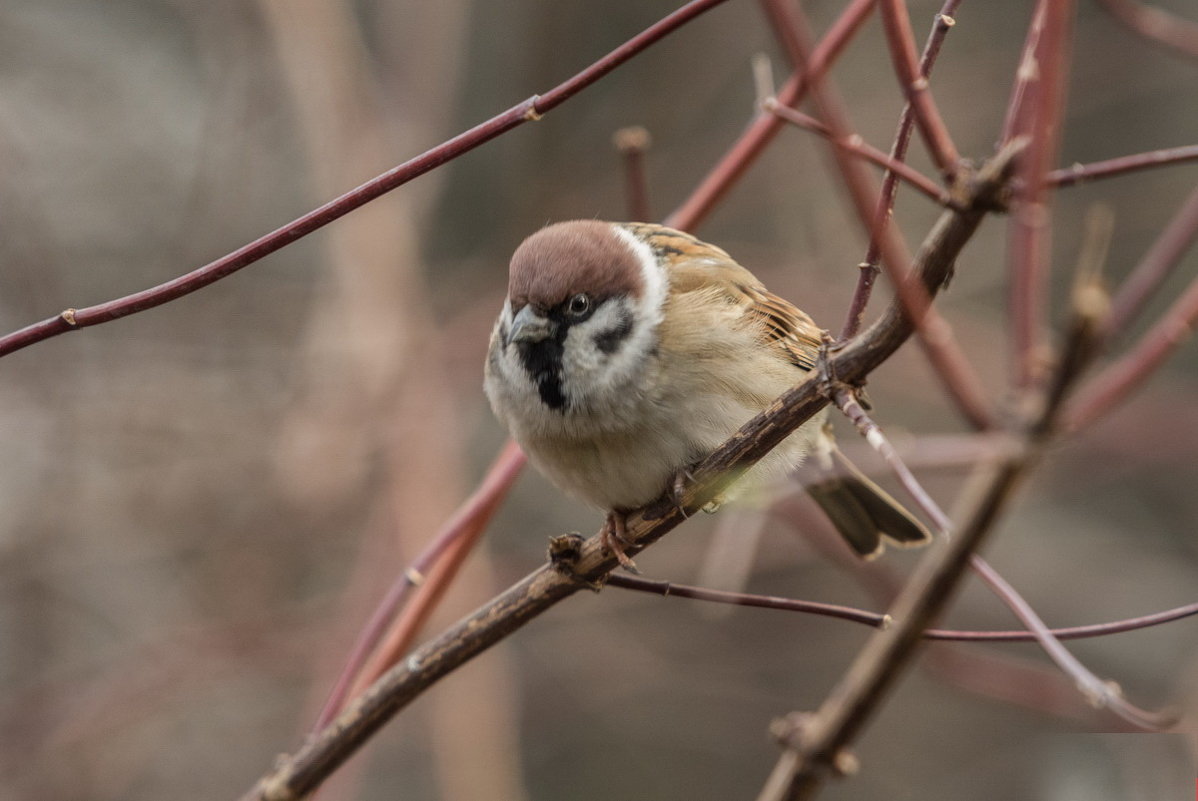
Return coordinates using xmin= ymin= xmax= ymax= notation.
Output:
xmin=484 ymin=220 xmax=930 ymax=569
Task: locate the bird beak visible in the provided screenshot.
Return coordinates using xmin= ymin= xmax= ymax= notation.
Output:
xmin=509 ymin=304 xmax=557 ymax=344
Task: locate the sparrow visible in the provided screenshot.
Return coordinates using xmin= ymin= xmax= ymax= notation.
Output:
xmin=484 ymin=220 xmax=930 ymax=568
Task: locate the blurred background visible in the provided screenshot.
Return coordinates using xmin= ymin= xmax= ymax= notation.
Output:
xmin=1 ymin=0 xmax=1196 ymax=799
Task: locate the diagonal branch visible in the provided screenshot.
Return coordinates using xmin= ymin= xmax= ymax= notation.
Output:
xmin=240 ymin=143 xmax=1018 ymax=801
xmin=0 ymin=0 xmax=734 ymax=359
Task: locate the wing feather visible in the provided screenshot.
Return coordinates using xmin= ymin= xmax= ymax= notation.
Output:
xmin=621 ymin=223 xmax=822 ymax=372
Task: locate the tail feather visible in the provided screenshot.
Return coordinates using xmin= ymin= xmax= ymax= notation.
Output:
xmin=807 ymin=451 xmax=932 ymax=559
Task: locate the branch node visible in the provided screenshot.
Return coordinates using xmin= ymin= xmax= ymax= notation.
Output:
xmin=879 ymin=613 xmax=894 ymax=630
xmin=548 ymin=533 xmax=604 ymax=590
xmin=405 ymin=567 xmax=426 ymax=586
xmin=60 ymin=308 xmax=78 ymax=326
xmin=523 ymin=98 xmax=544 ymax=121
xmin=937 ymin=14 xmax=956 ymax=28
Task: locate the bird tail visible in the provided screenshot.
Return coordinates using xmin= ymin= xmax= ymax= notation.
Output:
xmin=806 ymin=447 xmax=932 ymax=559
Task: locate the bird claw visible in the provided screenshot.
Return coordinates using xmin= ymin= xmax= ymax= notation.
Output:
xmin=671 ymin=468 xmax=694 ymax=518
xmin=602 ymin=511 xmax=640 ymax=573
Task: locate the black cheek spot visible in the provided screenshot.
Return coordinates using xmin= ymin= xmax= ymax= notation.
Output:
xmin=594 ymin=309 xmax=634 ymax=355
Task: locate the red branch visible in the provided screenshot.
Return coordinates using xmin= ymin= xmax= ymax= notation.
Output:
xmin=0 ymin=0 xmax=734 ymax=359
xmin=841 ymin=0 xmax=963 ymax=340
xmin=876 ymin=0 xmax=961 ymax=178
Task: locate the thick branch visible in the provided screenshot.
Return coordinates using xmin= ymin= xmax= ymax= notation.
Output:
xmin=240 ymin=145 xmax=1017 ymax=801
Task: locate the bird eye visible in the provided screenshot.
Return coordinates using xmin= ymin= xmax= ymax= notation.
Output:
xmin=566 ymin=293 xmax=592 ymax=317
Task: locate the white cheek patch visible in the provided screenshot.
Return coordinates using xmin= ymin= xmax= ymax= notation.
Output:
xmin=612 ymin=226 xmax=667 ymax=329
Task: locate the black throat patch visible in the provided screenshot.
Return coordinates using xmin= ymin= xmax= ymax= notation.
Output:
xmin=516 ymin=312 xmax=571 ymax=412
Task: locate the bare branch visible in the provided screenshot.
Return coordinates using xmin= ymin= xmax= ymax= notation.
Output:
xmin=842 ymin=0 xmax=963 ymax=340
xmin=876 ymin=0 xmax=961 ymax=178
xmin=312 ymin=441 xmax=526 ymax=730
xmin=0 ymin=0 xmax=734 ymax=359
xmin=764 ymin=100 xmax=950 ymax=204
xmin=1105 ymin=181 xmax=1198 ymax=336
xmin=1048 ymin=144 xmax=1198 ymax=187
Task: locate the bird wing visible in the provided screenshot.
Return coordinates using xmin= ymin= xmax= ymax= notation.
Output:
xmin=623 ymin=223 xmax=823 ymax=372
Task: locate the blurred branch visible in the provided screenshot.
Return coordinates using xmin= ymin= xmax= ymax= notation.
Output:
xmin=313 ymin=440 xmax=525 ymax=730
xmin=842 ymin=0 xmax=963 ymax=340
xmin=241 ymin=143 xmax=1017 ymax=801
xmin=1104 ymin=181 xmax=1198 ymax=335
xmin=613 ymin=126 xmax=653 ymax=221
xmin=606 ymin=574 xmax=1198 ymax=642
xmin=666 ymin=0 xmax=876 ymax=231
xmin=1096 ymin=0 xmax=1198 ymax=62
xmin=1006 ymin=0 xmax=1077 ymax=390
xmin=1065 ymin=271 xmax=1198 ymax=429
xmin=0 ymin=0 xmax=734 ymax=359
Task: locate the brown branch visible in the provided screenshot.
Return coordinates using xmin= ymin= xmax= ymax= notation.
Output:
xmin=240 ymin=144 xmax=1017 ymax=801
xmin=1096 ymin=0 xmax=1198 ymax=62
xmin=0 ymin=0 xmax=734 ymax=359
xmin=876 ymin=0 xmax=961 ymax=179
xmin=841 ymin=0 xmax=963 ymax=340
xmin=606 ymin=574 xmax=1198 ymax=642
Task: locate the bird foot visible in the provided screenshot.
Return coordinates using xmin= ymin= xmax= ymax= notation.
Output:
xmin=602 ymin=510 xmax=640 ymax=573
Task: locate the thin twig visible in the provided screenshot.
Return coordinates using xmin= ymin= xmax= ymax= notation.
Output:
xmin=841 ymin=0 xmax=963 ymax=341
xmin=876 ymin=0 xmax=961 ymax=179
xmin=764 ymin=99 xmax=949 ymax=203
xmin=1048 ymin=144 xmax=1198 ymax=187
xmin=606 ymin=575 xmax=1198 ymax=642
xmin=0 ymin=0 xmax=735 ymax=359
xmin=241 ymin=145 xmax=1017 ymax=801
